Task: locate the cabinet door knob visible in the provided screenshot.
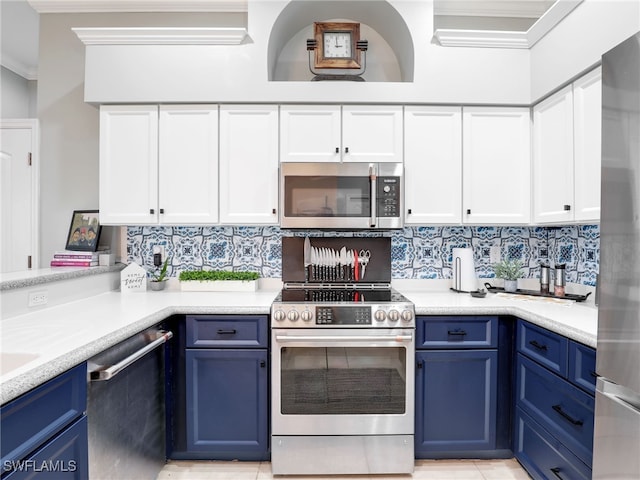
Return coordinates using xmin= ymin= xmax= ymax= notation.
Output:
xmin=345 ymin=147 xmax=349 ymax=154
xmin=335 ymin=147 xmax=339 ymax=154
xmin=466 ymin=209 xmax=471 ymax=215
xmin=272 ymin=208 xmax=276 ymax=214
xmin=159 ymin=208 xmax=165 ymax=214
xmin=563 ymin=204 xmax=571 ymax=211
xmin=408 ymin=209 xmax=412 ymax=215
xmin=260 ymin=360 xmax=266 ymax=368
xmin=150 ymin=208 xmax=155 ymax=214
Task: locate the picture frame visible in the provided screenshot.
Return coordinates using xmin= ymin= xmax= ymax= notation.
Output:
xmin=64 ymin=210 xmax=102 ymax=252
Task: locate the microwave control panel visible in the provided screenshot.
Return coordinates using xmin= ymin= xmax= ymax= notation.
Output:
xmin=377 ymin=177 xmax=401 ymax=217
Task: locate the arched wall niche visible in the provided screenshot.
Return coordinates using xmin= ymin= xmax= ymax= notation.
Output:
xmin=267 ymin=0 xmax=414 ymax=82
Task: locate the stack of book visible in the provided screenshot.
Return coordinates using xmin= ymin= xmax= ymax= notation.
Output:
xmin=50 ymin=250 xmax=109 ymax=267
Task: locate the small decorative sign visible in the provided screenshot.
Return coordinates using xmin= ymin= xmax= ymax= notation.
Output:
xmin=120 ymin=263 xmax=147 ymax=293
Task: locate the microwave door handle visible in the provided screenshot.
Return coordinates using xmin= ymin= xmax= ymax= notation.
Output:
xmin=369 ymin=164 xmax=377 ymax=227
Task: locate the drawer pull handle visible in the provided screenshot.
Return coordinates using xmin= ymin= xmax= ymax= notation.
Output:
xmin=529 ymin=340 xmax=548 ymax=351
xmin=447 ymin=330 xmax=467 ymax=336
xmin=217 ymin=329 xmax=237 ymax=335
xmin=552 ymin=404 xmax=584 ymax=426
xmin=550 ymin=467 xmax=566 ymax=479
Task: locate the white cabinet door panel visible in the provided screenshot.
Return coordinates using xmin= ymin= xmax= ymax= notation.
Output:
xmin=463 ymin=108 xmax=531 ymax=224
xmin=342 ymin=106 xmax=403 ymax=163
xmin=220 ymin=105 xmax=279 ymax=224
xmin=99 ymin=105 xmax=158 ymax=225
xmin=404 ymin=106 xmax=462 ymax=224
xmin=280 ymin=105 xmax=341 ymax=162
xmin=159 ymin=106 xmax=219 ymax=225
xmin=573 ymin=67 xmax=602 ymax=222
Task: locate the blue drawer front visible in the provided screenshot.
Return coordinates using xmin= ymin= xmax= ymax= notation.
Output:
xmin=186 ymin=315 xmax=268 ymax=348
xmin=516 ymin=354 xmax=594 ymax=467
xmin=568 ymin=341 xmax=597 ymax=395
xmin=1 ymin=364 xmax=87 ymax=473
xmin=417 ymin=316 xmax=498 ymax=349
xmin=3 ymin=416 xmax=88 ymax=479
xmin=517 ymin=321 xmax=568 ymax=376
xmin=514 ymin=407 xmax=591 ymax=480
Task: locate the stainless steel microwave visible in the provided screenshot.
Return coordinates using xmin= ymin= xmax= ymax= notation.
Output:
xmin=279 ymin=162 xmax=404 ymax=229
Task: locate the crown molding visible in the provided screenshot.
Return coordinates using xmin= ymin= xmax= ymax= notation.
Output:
xmin=1 ymin=54 xmax=38 ymax=80
xmin=434 ymin=0 xmax=582 ymax=49
xmin=72 ymin=27 xmax=248 ymax=45
xmin=28 ymin=0 xmax=247 ymax=13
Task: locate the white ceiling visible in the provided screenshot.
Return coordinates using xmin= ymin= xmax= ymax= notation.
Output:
xmin=0 ymin=0 xmax=558 ymax=81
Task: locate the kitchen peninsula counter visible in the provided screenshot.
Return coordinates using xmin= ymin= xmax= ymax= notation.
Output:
xmin=1 ymin=281 xmax=597 ymax=404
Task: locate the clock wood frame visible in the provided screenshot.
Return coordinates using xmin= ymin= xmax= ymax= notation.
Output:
xmin=314 ymin=22 xmax=361 ymax=69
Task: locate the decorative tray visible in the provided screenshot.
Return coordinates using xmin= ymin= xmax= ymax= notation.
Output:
xmin=483 ymin=282 xmax=592 ymax=303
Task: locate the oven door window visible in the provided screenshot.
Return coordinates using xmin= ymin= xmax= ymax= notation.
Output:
xmin=284 ymin=176 xmax=371 ymax=217
xmin=280 ymin=346 xmax=406 ymax=415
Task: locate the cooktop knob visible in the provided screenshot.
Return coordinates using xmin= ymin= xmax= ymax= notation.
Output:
xmin=374 ymin=310 xmax=387 ymax=322
xmin=300 ymin=310 xmax=313 ymax=322
xmin=273 ymin=309 xmax=286 ymax=322
xmin=287 ymin=310 xmax=299 ymax=322
xmin=388 ymin=309 xmax=400 ymax=322
xmin=401 ymin=310 xmax=414 ymax=322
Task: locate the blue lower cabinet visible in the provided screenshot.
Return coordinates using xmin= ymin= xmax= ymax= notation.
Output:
xmin=185 ymin=349 xmax=269 ymax=460
xmin=514 ymin=407 xmax=591 ymax=480
xmin=415 ymin=349 xmax=498 ymax=457
xmin=3 ymin=417 xmax=88 ymax=480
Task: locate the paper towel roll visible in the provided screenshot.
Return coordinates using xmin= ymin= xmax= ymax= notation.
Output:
xmin=452 ymin=247 xmax=477 ymax=292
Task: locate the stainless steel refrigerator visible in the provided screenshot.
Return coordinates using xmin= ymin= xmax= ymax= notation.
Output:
xmin=593 ymin=31 xmax=640 ymax=479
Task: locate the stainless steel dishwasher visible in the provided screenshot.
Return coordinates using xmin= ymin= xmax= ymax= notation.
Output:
xmin=87 ymin=326 xmax=173 ymax=479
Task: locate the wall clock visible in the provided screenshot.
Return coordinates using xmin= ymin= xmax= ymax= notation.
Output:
xmin=314 ymin=22 xmax=361 ymax=69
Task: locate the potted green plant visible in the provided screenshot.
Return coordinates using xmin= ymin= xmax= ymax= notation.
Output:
xmin=148 ymin=257 xmax=169 ymax=291
xmin=493 ymin=259 xmax=524 ymax=292
xmin=179 ymin=270 xmax=260 ymax=292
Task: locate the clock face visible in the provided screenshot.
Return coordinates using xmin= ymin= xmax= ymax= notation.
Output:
xmin=323 ymin=31 xmax=352 ymax=59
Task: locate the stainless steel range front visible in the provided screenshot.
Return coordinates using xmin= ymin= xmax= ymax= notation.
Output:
xmin=271 ymin=237 xmax=415 ymax=475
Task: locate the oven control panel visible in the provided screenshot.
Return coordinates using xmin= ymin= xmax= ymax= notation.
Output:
xmin=271 ymin=303 xmax=415 ymax=328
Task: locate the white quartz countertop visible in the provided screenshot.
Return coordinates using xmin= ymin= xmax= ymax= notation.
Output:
xmin=0 ymin=284 xmax=597 ymax=405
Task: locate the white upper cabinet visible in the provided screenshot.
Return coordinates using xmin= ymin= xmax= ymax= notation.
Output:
xmin=404 ymin=106 xmax=462 ymax=224
xmin=100 ymin=105 xmax=159 ymax=225
xmin=99 ymin=105 xmax=218 ymax=226
xmin=533 ymin=67 xmax=602 ymax=224
xmin=533 ymin=85 xmax=575 ymax=224
xmin=280 ymin=105 xmax=341 ymax=162
xmin=462 ymin=107 xmax=531 ymax=225
xmin=280 ymin=105 xmax=403 ymax=163
xmin=219 ymin=105 xmax=279 ymax=224
xmin=159 ymin=105 xmax=219 ymax=225
xmin=341 ymin=106 xmax=403 ymax=163
xmin=572 ymin=67 xmax=602 ymax=222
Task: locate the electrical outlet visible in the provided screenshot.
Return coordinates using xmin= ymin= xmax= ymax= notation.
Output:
xmin=28 ymin=290 xmax=48 ymax=307
xmin=152 ymin=245 xmax=165 ymax=267
xmin=489 ymin=246 xmax=501 ymax=264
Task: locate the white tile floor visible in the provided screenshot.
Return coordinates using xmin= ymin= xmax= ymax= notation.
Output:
xmin=157 ymin=459 xmax=531 ymax=480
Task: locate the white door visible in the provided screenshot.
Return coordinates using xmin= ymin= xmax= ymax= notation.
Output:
xmin=0 ymin=121 xmax=38 ymax=273
xmin=573 ymin=67 xmax=602 ymax=222
xmin=342 ymin=106 xmax=403 ymax=163
xmin=532 ymin=85 xmax=575 ymax=223
xmin=463 ymin=107 xmax=531 ymax=224
xmin=159 ymin=105 xmax=219 ymax=225
xmin=99 ymin=105 xmax=159 ymax=225
xmin=404 ymin=106 xmax=462 ymax=224
xmin=219 ymin=105 xmax=279 ymax=224
xmin=280 ymin=105 xmax=341 ymax=162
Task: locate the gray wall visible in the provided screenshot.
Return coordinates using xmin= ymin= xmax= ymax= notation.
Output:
xmin=1 ymin=66 xmax=37 ymax=118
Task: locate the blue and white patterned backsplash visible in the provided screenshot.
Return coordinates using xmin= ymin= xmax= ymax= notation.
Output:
xmin=127 ymin=225 xmax=599 ymax=286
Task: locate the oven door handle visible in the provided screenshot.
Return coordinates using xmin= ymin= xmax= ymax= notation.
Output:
xmin=275 ymin=334 xmax=413 ymax=343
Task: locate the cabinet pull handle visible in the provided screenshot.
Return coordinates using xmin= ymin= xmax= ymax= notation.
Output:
xmin=564 ymin=204 xmax=571 ymax=211
xmin=416 ymin=361 xmax=423 ymax=369
xmin=150 ymin=208 xmax=155 ymax=214
xmin=529 ymin=340 xmax=548 ymax=351
xmin=466 ymin=209 xmax=471 ymax=215
xmin=345 ymin=147 xmax=349 ymax=153
xmin=160 ymin=208 xmax=165 ymax=214
xmin=447 ymin=330 xmax=467 ymax=336
xmin=552 ymin=404 xmax=584 ymax=426
xmin=550 ymin=467 xmax=566 ymax=479
xmin=260 ymin=360 xmax=266 ymax=368
xmin=272 ymin=208 xmax=276 ymax=214
xmin=217 ymin=329 xmax=237 ymax=335
xmin=408 ymin=209 xmax=412 ymax=214
xmin=335 ymin=147 xmax=339 ymax=153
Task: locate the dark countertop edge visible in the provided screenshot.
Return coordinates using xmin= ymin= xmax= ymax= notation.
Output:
xmin=0 ymin=264 xmax=126 ymax=291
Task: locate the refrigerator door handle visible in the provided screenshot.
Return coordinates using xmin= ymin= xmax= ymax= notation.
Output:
xmin=597 ymin=377 xmax=640 ymax=413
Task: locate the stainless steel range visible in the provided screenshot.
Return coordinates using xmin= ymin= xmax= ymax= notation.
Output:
xmin=271 ymin=237 xmax=415 ymax=475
